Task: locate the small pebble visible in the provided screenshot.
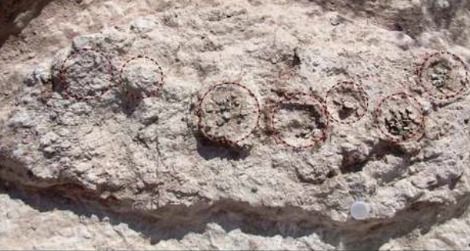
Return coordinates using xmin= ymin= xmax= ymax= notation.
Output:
xmin=351 ymin=201 xmax=370 ymax=220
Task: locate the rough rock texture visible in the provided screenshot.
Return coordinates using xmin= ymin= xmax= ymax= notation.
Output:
xmin=0 ymin=0 xmax=470 ymax=249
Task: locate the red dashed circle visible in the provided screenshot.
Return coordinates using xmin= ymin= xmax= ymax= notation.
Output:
xmin=326 ymin=81 xmax=369 ymax=124
xmin=196 ymin=82 xmax=261 ymax=147
xmin=417 ymin=51 xmax=469 ymax=102
xmin=58 ymin=48 xmax=115 ymax=101
xmin=270 ymin=92 xmax=330 ymax=149
xmin=375 ymin=92 xmax=425 ymax=143
xmin=119 ymin=55 xmax=164 ymax=97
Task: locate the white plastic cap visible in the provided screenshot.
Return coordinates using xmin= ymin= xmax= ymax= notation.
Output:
xmin=350 ymin=201 xmax=370 ymax=220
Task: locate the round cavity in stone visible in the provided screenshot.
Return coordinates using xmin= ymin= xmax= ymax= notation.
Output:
xmin=376 ymin=93 xmax=424 ymax=142
xmin=350 ymin=201 xmax=370 ymax=220
xmin=59 ymin=49 xmax=114 ymax=100
xmin=197 ymin=83 xmax=260 ymax=144
xmin=120 ymin=56 xmax=163 ymax=97
xmin=419 ymin=52 xmax=469 ymax=101
xmin=271 ymin=93 xmax=329 ymax=148
xmin=326 ymin=81 xmax=368 ymax=124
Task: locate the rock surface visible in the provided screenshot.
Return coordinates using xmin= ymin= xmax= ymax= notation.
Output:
xmin=0 ymin=0 xmax=470 ymax=249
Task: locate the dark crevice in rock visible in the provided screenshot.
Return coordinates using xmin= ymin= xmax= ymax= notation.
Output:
xmin=1 ymin=167 xmax=470 ymax=249
xmin=291 ymin=48 xmax=301 ymax=67
xmin=0 ymin=0 xmax=53 ymax=47
xmin=308 ymin=0 xmax=470 ymax=44
xmin=195 ymin=134 xmax=251 ymax=160
xmin=340 ymin=150 xmax=368 ymax=174
xmin=368 ymin=140 xmax=409 ymax=160
xmin=344 ymin=195 xmax=470 ymax=250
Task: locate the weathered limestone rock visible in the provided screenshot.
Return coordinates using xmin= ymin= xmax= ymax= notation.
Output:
xmin=0 ymin=0 xmax=470 ymax=249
